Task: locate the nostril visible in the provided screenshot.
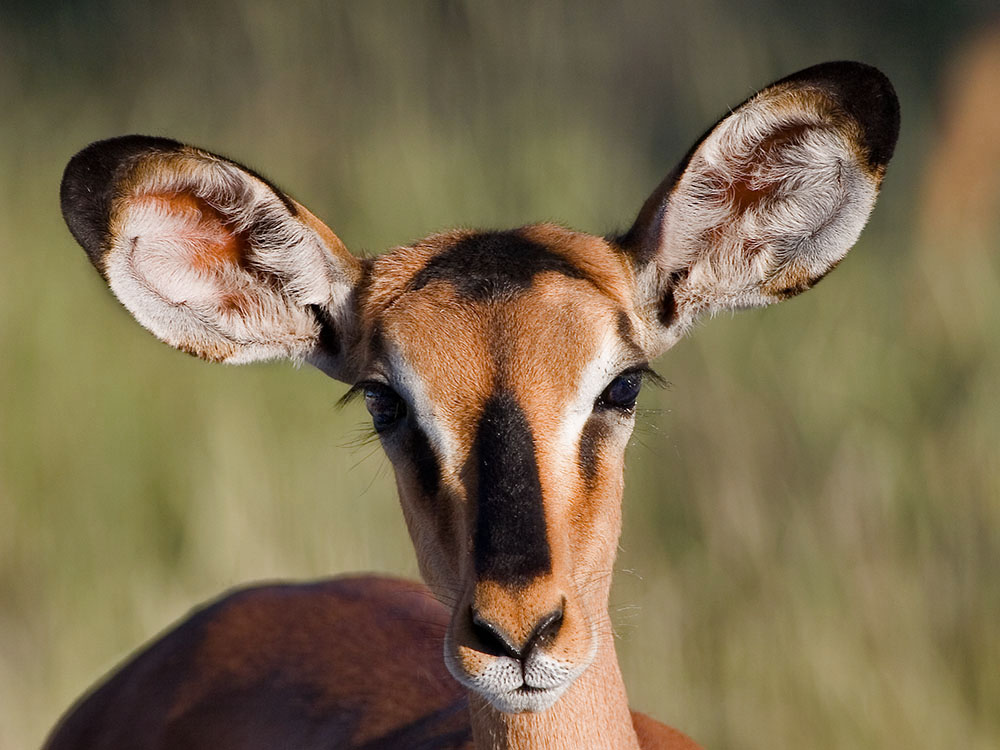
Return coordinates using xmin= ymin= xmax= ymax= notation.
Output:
xmin=526 ymin=601 xmax=564 ymax=654
xmin=470 ymin=607 xmax=521 ymax=660
xmin=468 ymin=600 xmax=567 ymax=662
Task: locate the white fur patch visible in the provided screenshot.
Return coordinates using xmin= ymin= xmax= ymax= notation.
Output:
xmin=444 ymin=632 xmax=590 ymax=714
xmin=556 ymin=329 xmax=640 ymax=458
xmin=379 ymin=348 xmax=462 ymax=478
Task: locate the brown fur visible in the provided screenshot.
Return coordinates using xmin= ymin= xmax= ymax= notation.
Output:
xmin=45 ymin=577 xmax=695 ymax=750
xmin=358 ymin=229 xmax=643 ymax=706
xmin=52 ymin=62 xmax=898 ymax=750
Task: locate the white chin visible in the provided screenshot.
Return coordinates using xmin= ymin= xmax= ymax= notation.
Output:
xmin=483 ymin=683 xmax=569 ymax=713
xmin=444 ymin=638 xmax=586 ymax=714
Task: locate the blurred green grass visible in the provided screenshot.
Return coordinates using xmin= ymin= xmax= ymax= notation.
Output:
xmin=1 ymin=1 xmax=998 ymax=748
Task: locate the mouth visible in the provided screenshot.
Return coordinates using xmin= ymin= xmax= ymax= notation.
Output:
xmin=443 ymin=642 xmax=583 ymax=713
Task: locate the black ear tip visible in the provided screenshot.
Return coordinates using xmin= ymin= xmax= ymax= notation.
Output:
xmin=61 ymin=135 xmax=183 ymax=272
xmin=777 ymin=61 xmax=900 ymax=170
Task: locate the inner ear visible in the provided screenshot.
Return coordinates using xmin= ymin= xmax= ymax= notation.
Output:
xmin=668 ymin=106 xmax=873 ymax=294
xmin=123 ymin=192 xmax=251 ymax=305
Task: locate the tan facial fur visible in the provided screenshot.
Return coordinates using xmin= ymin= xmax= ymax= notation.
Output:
xmin=354 ymin=226 xmax=643 ymax=710
xmin=56 ymin=62 xmax=898 ymax=748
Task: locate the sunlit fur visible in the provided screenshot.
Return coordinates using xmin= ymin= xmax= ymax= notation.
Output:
xmin=51 ymin=62 xmax=897 ymax=750
xmin=357 ymin=226 xmax=641 ymax=712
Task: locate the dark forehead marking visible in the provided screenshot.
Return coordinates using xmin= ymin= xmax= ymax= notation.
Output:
xmin=473 ymin=391 xmax=551 ymax=586
xmin=409 ymin=230 xmax=587 ymax=301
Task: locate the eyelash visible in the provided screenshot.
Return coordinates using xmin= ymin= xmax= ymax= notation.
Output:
xmin=595 ymin=366 xmax=665 ymax=412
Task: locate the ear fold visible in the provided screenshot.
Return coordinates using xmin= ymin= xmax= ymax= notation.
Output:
xmin=619 ymin=61 xmax=900 ymax=355
xmin=61 ymin=136 xmax=363 ymax=380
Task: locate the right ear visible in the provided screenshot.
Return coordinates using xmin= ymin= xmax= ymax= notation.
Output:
xmin=616 ymin=62 xmax=899 ymax=357
xmin=61 ymin=135 xmax=363 ymax=381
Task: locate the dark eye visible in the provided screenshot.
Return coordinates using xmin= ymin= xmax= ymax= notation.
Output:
xmin=363 ymin=383 xmax=407 ymax=432
xmin=597 ymin=371 xmax=643 ymax=412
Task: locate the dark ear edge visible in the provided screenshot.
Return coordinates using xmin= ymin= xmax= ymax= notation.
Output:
xmin=614 ymin=61 xmax=900 ymax=265
xmin=61 ymin=136 xmax=185 ymax=276
xmin=61 ymin=135 xmax=303 ymax=277
xmin=774 ymin=61 xmax=899 ymax=171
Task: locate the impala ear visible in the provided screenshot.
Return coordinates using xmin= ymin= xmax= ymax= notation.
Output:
xmin=61 ymin=135 xmax=363 ymax=381
xmin=618 ymin=61 xmax=900 ymax=355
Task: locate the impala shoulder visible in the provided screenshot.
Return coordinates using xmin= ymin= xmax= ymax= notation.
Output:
xmin=631 ymin=710 xmax=703 ymax=750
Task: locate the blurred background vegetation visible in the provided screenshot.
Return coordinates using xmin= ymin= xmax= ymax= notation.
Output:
xmin=1 ymin=1 xmax=998 ymax=748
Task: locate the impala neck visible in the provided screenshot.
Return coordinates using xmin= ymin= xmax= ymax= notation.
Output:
xmin=468 ymin=614 xmax=641 ymax=750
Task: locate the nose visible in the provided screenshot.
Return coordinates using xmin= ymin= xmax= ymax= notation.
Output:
xmin=469 ymin=602 xmax=564 ymax=662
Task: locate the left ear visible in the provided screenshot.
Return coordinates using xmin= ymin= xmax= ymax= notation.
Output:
xmin=60 ymin=136 xmax=365 ymax=380
xmin=618 ymin=61 xmax=900 ymax=355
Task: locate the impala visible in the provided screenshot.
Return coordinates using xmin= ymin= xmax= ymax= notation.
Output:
xmin=46 ymin=61 xmax=898 ymax=750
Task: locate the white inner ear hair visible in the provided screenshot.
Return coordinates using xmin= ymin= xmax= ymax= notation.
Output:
xmin=658 ymin=87 xmax=879 ymax=322
xmin=104 ymin=151 xmax=349 ymax=364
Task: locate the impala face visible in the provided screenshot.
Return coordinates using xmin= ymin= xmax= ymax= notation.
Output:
xmin=60 ymin=62 xmax=898 ymax=714
xmin=357 ymin=226 xmax=648 ymax=709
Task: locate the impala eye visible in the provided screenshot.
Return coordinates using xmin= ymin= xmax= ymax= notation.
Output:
xmin=597 ymin=371 xmax=643 ymax=412
xmin=363 ymin=383 xmax=406 ymax=432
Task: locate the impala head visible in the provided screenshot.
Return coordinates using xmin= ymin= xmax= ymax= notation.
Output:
xmin=61 ymin=63 xmax=897 ymax=714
